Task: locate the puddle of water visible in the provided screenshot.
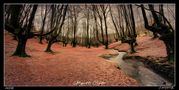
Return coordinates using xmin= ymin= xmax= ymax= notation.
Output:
xmin=109 ymin=51 xmax=172 ymax=86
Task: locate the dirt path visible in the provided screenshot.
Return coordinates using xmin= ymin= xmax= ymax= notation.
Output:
xmin=109 ymin=52 xmax=172 ymax=86
xmin=108 ymin=35 xmax=175 ymax=85
xmin=4 ymin=31 xmax=139 ymax=86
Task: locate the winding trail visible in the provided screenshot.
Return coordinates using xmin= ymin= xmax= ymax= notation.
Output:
xmin=4 ymin=31 xmax=138 ymax=86
xmin=109 ymin=51 xmax=172 ymax=86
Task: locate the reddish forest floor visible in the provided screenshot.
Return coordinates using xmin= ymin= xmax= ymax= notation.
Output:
xmin=4 ymin=31 xmax=139 ymax=86
xmin=5 ymin=30 xmax=173 ymax=86
xmin=109 ymin=35 xmax=174 ymax=83
xmin=109 ymin=36 xmax=167 ymax=57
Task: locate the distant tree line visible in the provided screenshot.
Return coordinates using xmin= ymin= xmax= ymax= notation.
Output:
xmin=5 ymin=4 xmax=175 ymax=63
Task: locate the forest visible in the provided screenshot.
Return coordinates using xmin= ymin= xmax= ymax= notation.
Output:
xmin=4 ymin=4 xmax=175 ymax=86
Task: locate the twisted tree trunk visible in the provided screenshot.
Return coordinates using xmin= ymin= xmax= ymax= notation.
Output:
xmin=141 ymin=4 xmax=174 ymax=62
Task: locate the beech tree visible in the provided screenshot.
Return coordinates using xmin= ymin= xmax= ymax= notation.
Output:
xmin=140 ymin=4 xmax=174 ymax=62
xmin=86 ymin=5 xmax=90 ymax=48
xmin=39 ymin=5 xmax=49 ymax=44
xmin=45 ymin=5 xmax=68 ymax=52
xmin=5 ymin=5 xmax=58 ymax=57
xmin=100 ymin=5 xmax=109 ymax=49
xmin=5 ymin=5 xmax=38 ymax=57
xmin=93 ymin=5 xmax=109 ymax=49
xmin=109 ymin=5 xmax=120 ymax=41
xmin=92 ymin=5 xmax=101 ymax=45
xmin=120 ymin=5 xmax=137 ymax=53
xmin=68 ymin=5 xmax=81 ymax=47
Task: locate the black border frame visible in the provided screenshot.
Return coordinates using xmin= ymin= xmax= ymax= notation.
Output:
xmin=1 ymin=0 xmax=176 ymax=90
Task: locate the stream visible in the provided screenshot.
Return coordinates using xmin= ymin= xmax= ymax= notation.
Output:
xmin=109 ymin=51 xmax=172 ymax=86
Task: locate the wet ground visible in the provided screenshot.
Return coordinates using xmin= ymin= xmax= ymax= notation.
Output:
xmin=108 ymin=51 xmax=172 ymax=86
